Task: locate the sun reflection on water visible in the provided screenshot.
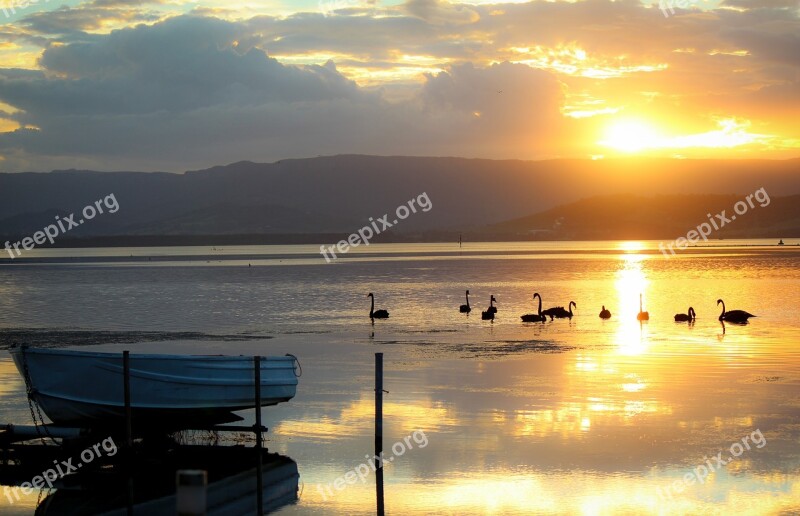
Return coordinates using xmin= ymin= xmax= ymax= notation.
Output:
xmin=614 ymin=254 xmax=651 ymax=356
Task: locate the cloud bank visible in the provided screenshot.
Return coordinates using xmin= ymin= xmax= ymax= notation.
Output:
xmin=0 ymin=0 xmax=796 ymax=171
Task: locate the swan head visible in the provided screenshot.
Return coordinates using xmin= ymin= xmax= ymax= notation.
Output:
xmin=367 ymin=293 xmax=374 ymax=298
xmin=466 ymin=290 xmax=470 ymax=294
xmin=716 ymin=299 xmax=723 ymax=305
xmin=533 ymin=293 xmax=540 ymax=300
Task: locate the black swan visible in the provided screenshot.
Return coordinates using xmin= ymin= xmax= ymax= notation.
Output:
xmin=482 ymin=295 xmax=496 ymax=320
xmin=637 ymin=294 xmax=649 ymax=321
xmin=521 ymin=293 xmax=546 ymax=322
xmin=543 ymin=301 xmax=576 ymax=320
xmin=368 ymin=293 xmax=389 ymax=319
xmin=487 ymin=295 xmax=497 ymax=314
xmin=460 ymin=290 xmax=471 ymax=313
xmin=674 ymin=307 xmax=696 ymax=322
xmin=599 ymin=306 xmax=612 ymax=319
xmin=717 ymin=299 xmax=755 ymax=323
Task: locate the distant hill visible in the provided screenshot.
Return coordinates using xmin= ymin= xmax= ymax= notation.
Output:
xmin=0 ymin=155 xmax=798 ymax=244
xmin=482 ymin=194 xmax=800 ymax=240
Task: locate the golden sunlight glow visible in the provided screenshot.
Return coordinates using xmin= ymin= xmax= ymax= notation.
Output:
xmin=619 ymin=241 xmax=646 ymax=253
xmin=0 ymin=118 xmax=20 ymax=133
xmin=300 ymin=468 xmax=800 ymax=514
xmin=614 ymin=254 xmax=650 ymax=356
xmin=562 ymin=95 xmax=621 ymax=119
xmin=565 ymin=107 xmax=619 ymax=119
xmin=0 ymin=50 xmax=40 ymax=69
xmin=599 ymin=117 xmax=772 ymax=153
xmin=507 ymin=44 xmax=668 ymax=78
xmin=666 ymin=118 xmax=768 ymax=148
xmin=622 ymin=381 xmax=647 ymax=393
xmin=0 ymin=102 xmax=19 ymax=115
xmin=270 ymin=51 xmax=447 ymax=87
xmin=339 ymin=65 xmax=447 ymax=87
xmin=708 ymin=49 xmax=750 ymax=57
xmin=600 ymin=119 xmax=662 ymax=153
xmin=273 ymin=395 xmax=457 ymax=440
xmin=0 ymin=360 xmax=24 ymax=398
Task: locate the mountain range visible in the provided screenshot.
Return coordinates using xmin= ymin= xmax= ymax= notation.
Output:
xmin=0 ymin=155 xmax=798 ymax=244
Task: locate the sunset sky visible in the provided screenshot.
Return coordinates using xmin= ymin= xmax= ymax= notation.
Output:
xmin=0 ymin=0 xmax=797 ymax=172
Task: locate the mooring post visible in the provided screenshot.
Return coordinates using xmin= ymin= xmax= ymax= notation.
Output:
xmin=123 ymin=350 xmax=132 ymax=450
xmin=254 ymin=356 xmax=264 ymax=516
xmin=375 ymin=352 xmax=385 ymax=516
xmin=123 ymin=350 xmax=133 ymax=516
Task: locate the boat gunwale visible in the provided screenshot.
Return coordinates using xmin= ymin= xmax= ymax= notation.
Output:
xmin=11 ymin=346 xmax=297 ymax=362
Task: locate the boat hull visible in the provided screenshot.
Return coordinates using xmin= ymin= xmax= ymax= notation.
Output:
xmin=10 ymin=347 xmax=299 ymax=427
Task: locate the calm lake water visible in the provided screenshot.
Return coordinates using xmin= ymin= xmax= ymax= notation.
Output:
xmin=1 ymin=241 xmax=799 ymax=515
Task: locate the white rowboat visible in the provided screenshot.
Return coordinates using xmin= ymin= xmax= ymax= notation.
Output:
xmin=10 ymin=346 xmax=299 ymax=427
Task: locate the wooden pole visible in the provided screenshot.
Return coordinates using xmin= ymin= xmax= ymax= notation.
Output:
xmin=375 ymin=353 xmax=385 ymax=516
xmin=254 ymin=356 xmax=264 ymax=516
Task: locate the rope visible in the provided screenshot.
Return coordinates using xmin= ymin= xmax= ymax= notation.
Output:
xmin=18 ymin=345 xmax=57 ymax=446
xmin=285 ymin=353 xmax=302 ymax=377
xmin=36 ymin=485 xmax=53 ymax=506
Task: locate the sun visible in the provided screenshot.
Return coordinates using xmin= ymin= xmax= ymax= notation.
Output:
xmin=599 ymin=119 xmax=661 ymax=153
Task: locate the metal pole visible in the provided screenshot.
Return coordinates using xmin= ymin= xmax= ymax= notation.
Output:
xmin=375 ymin=353 xmax=384 ymax=516
xmin=254 ymin=356 xmax=264 ymax=516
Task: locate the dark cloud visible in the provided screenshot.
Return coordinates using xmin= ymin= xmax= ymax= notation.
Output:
xmin=404 ymin=0 xmax=480 ymax=25
xmin=720 ymin=26 xmax=800 ymax=67
xmin=0 ymin=14 xmax=564 ymax=171
xmin=422 ymin=62 xmax=562 ymax=136
xmin=20 ymin=0 xmax=166 ymax=35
